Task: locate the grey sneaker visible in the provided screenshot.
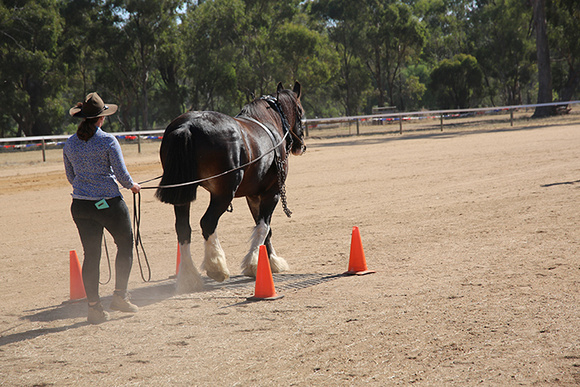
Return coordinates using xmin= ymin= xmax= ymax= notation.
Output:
xmin=110 ymin=292 xmax=139 ymax=313
xmin=88 ymin=302 xmax=110 ymax=324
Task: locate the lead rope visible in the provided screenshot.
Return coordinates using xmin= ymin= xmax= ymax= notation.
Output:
xmin=99 ymin=235 xmax=112 ymax=285
xmin=132 ymin=103 xmax=297 ymax=275
xmin=139 ymin=130 xmax=289 ymax=190
xmin=133 ymin=192 xmax=151 ymax=282
xmin=131 ymin=130 xmax=290 ymax=282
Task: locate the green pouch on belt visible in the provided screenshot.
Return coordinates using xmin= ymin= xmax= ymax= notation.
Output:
xmin=95 ymin=199 xmax=109 ymax=210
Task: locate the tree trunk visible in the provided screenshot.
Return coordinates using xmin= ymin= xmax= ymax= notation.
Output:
xmin=532 ymin=0 xmax=554 ymax=118
xmin=141 ymin=74 xmax=149 ymax=131
xmin=375 ymin=46 xmax=385 ymax=107
xmin=560 ymin=65 xmax=579 ymax=102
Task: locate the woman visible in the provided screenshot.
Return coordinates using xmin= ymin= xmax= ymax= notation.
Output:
xmin=64 ymin=92 xmax=140 ymax=324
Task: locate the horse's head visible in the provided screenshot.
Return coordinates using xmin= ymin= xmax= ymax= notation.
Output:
xmin=277 ymin=82 xmax=306 ymax=156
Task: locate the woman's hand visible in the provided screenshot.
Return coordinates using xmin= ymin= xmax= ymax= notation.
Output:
xmin=130 ymin=183 xmax=141 ymax=194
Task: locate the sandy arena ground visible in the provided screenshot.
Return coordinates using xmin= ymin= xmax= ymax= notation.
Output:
xmin=0 ymin=119 xmax=579 ymax=386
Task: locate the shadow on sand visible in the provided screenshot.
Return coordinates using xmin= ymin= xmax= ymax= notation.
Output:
xmin=541 ymin=179 xmax=580 ymax=187
xmin=1 ymin=273 xmax=343 ymax=347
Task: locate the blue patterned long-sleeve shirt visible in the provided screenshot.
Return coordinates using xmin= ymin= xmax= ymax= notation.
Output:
xmin=63 ymin=128 xmax=135 ymax=200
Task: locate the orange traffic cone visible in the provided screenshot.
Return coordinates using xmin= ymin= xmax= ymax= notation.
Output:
xmin=344 ymin=226 xmax=376 ymax=275
xmin=247 ymin=245 xmax=284 ymax=301
xmin=69 ymin=250 xmax=86 ymax=300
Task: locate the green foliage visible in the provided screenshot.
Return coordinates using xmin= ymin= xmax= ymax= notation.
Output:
xmin=359 ymin=1 xmax=427 ymax=109
xmin=399 ymin=65 xmax=428 ymax=111
xmin=429 ymin=54 xmax=484 ymax=108
xmin=0 ymin=0 xmax=68 ymax=136
xmin=547 ymin=0 xmax=580 ymax=101
xmin=469 ymin=0 xmax=535 ymax=105
xmin=0 ymin=0 xmax=577 ymax=136
xmin=181 ymin=0 xmax=247 ymax=113
xmin=309 ymin=0 xmax=372 ymax=115
xmin=413 ymin=0 xmax=472 ymax=63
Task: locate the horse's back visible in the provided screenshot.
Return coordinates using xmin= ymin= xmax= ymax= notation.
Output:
xmin=158 ymin=110 xmax=251 ymax=200
xmin=165 ymin=110 xmax=240 ymax=140
xmin=156 ymin=111 xmax=237 ymax=203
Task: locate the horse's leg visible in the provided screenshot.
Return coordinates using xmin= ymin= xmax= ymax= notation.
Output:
xmin=199 ymin=194 xmax=232 ymax=282
xmin=174 ymin=203 xmax=204 ymax=293
xmin=240 ymin=218 xmax=270 ymax=277
xmin=241 ymin=194 xmax=289 ymax=277
xmin=263 ymin=226 xmax=290 ymax=274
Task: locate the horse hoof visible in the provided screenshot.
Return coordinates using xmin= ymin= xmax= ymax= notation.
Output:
xmin=206 ymin=270 xmax=230 ymax=282
xmin=269 ymin=255 xmax=290 ymax=273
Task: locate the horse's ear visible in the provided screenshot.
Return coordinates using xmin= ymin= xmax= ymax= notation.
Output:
xmin=276 ymin=82 xmax=284 ymax=94
xmin=293 ymin=81 xmax=301 ymax=99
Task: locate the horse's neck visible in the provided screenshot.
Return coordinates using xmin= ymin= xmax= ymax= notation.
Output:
xmin=259 ymin=97 xmax=290 ymax=135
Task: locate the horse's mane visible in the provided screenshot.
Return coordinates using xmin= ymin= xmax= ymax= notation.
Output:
xmin=238 ymin=97 xmax=271 ymax=121
xmin=238 ymin=89 xmax=295 ymax=122
xmin=275 ymin=90 xmax=297 ymax=115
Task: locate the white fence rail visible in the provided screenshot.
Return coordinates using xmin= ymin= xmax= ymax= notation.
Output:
xmin=306 ymin=101 xmax=580 ymax=136
xmin=1 ymin=101 xmax=579 ymax=162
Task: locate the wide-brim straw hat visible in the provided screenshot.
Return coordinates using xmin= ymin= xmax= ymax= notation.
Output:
xmin=69 ymin=92 xmax=118 ymax=118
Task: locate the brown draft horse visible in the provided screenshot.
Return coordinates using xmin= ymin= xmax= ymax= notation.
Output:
xmin=155 ymin=82 xmax=306 ymax=292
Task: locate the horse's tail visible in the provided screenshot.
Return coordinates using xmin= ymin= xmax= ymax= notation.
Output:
xmin=155 ymin=125 xmax=198 ymax=205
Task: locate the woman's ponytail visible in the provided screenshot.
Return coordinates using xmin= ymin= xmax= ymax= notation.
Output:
xmin=77 ymin=117 xmax=99 ymax=141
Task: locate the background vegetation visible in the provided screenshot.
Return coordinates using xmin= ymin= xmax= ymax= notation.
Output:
xmin=0 ymin=0 xmax=578 ymax=137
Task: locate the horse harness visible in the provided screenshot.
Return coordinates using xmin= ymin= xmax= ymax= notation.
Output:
xmin=236 ymin=95 xmax=294 ymax=217
xmin=140 ymin=95 xmax=300 ymax=217
xmin=133 ymin=93 xmax=301 ymax=282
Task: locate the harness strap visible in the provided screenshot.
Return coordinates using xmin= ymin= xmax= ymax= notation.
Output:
xmin=141 ymin=96 xmax=296 ymax=217
xmin=236 ymin=115 xmax=282 ymax=157
xmin=260 ymin=95 xmax=293 ymax=154
xmin=139 ymin=130 xmax=289 ymax=189
xmin=236 ymin=112 xmax=293 ymax=218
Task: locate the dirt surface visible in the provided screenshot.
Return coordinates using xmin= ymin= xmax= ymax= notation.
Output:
xmin=1 ymin=121 xmax=579 ymax=386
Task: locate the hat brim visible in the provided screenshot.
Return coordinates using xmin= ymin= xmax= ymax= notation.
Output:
xmin=69 ymin=104 xmax=118 ymax=118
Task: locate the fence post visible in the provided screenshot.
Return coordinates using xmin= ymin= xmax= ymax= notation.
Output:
xmin=356 ymin=119 xmax=360 ymax=135
xmin=42 ymin=138 xmax=46 ymax=162
xmin=399 ymin=117 xmax=403 ymax=134
xmin=440 ymin=114 xmax=444 ymax=131
xmin=137 ymin=135 xmax=141 ymax=153
xmin=510 ymin=109 xmax=514 ymax=127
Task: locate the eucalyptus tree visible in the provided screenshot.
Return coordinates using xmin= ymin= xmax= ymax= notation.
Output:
xmin=547 ymin=0 xmax=580 ymax=102
xmin=60 ymin=0 xmax=103 ymax=97
xmin=153 ymin=16 xmax=189 ymax=124
xmin=413 ymin=0 xmax=472 ymax=64
xmin=272 ymin=21 xmax=319 ymax=86
xmin=469 ymin=0 xmax=535 ymax=106
xmin=288 ymin=9 xmax=341 ymax=118
xmin=238 ymin=0 xmax=306 ymax=99
xmin=362 ymin=0 xmax=426 ymax=109
xmin=267 ymin=10 xmax=339 ymax=118
xmin=309 ymin=0 xmax=372 ymax=116
xmin=92 ymin=0 xmax=185 ymax=130
xmin=531 ymin=0 xmax=553 ymax=117
xmin=0 ymin=0 xmax=68 ymax=136
xmin=180 ymin=0 xmax=248 ymax=113
xmin=429 ymin=53 xmax=484 ymax=108
xmin=410 ymin=0 xmax=474 ymax=109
